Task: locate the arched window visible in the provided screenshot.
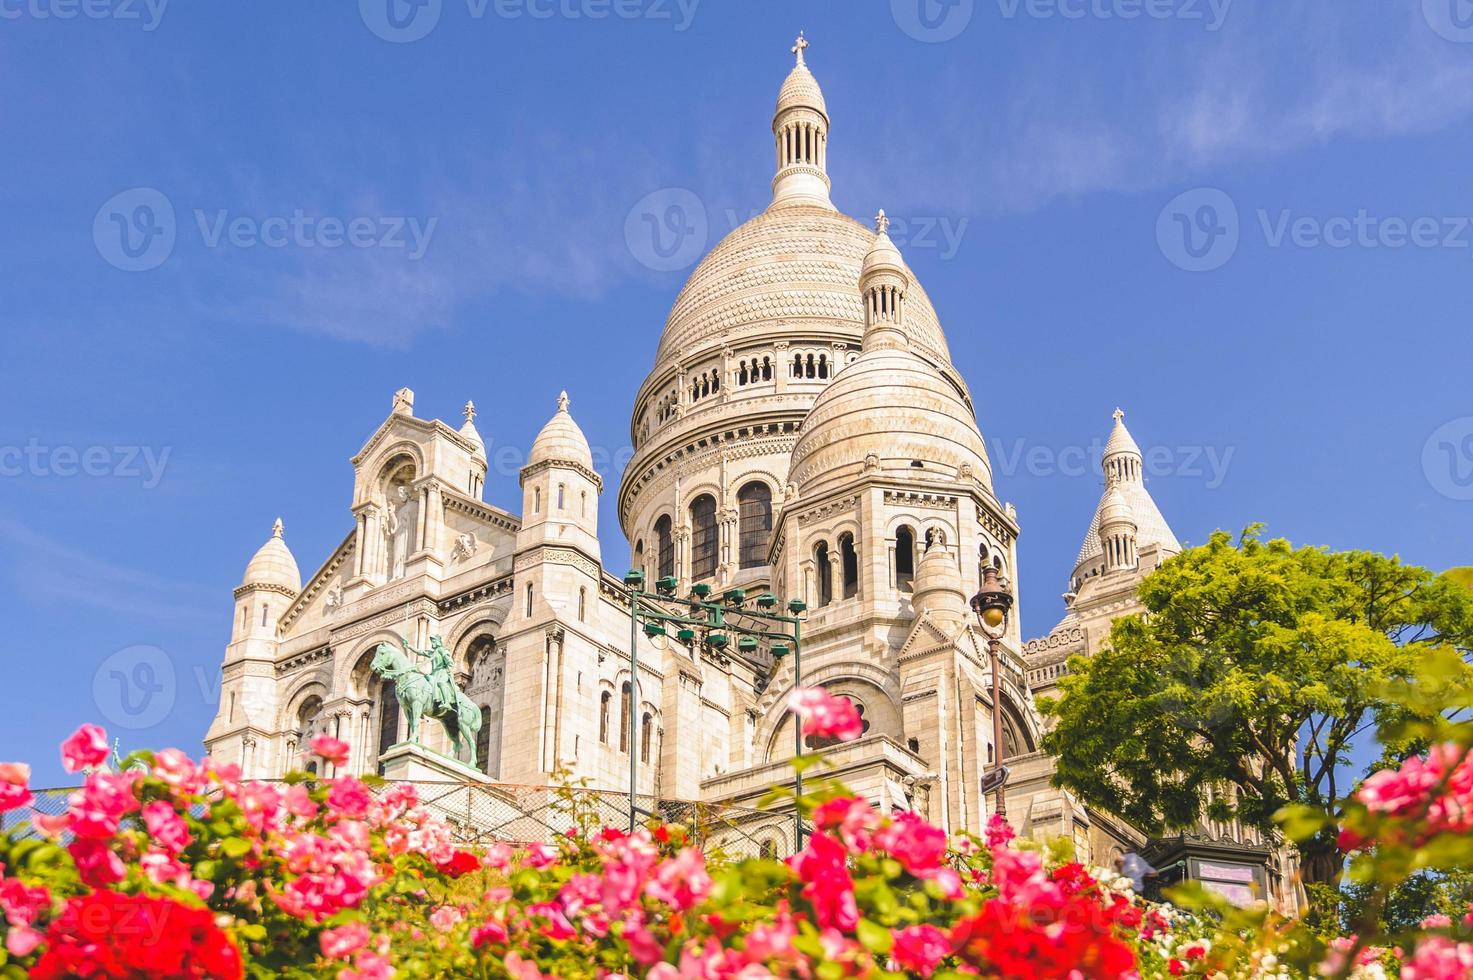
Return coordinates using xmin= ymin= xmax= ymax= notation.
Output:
xmin=640 ymin=712 xmax=654 ymax=763
xmin=619 ymin=682 xmax=631 ymax=753
xmin=895 ymin=526 xmax=916 ymax=590
xmin=689 ymin=494 xmax=718 ymax=580
xmin=376 ymin=682 xmax=400 ymax=769
xmin=737 ymin=482 xmax=773 ymax=569
xmin=762 ymin=357 xmax=772 ymax=380
xmin=261 ymin=604 xmax=269 ymax=627
xmin=581 ymin=491 xmax=587 ymax=517
xmin=634 ymin=539 xmax=646 ymax=578
xmin=476 ymin=707 xmax=492 ymax=774
xmin=534 ymin=487 xmax=541 ymax=513
xmin=557 ymin=484 xmax=565 ymax=510
xmin=817 ymin=354 xmax=829 ymax=379
xmin=599 ymin=691 xmax=611 ymax=744
xmin=839 ymin=532 xmax=858 ymax=599
xmin=978 ymin=542 xmax=990 ymax=588
xmin=815 ymin=541 xmax=832 ymax=607
xmin=578 ymin=587 xmax=587 ymax=622
xmin=792 ymin=353 xmax=803 ymax=377
xmin=655 ymin=516 xmax=674 ymax=579
xmin=805 ymin=694 xmax=869 ymax=749
xmin=525 ymin=583 xmax=534 ymax=616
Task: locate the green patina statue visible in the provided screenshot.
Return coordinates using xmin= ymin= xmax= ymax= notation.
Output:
xmin=370 ymin=635 xmax=483 ymax=770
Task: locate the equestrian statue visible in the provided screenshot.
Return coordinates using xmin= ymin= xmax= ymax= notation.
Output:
xmin=369 ymin=635 xmax=483 ymax=770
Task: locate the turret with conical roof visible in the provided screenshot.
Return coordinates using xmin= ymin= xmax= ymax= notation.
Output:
xmin=518 ymin=391 xmax=601 ymax=559
xmin=771 ymin=32 xmax=832 ymax=209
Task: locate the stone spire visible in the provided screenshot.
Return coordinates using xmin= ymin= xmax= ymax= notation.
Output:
xmin=858 ymin=209 xmax=910 ymax=352
xmin=459 ymin=399 xmax=486 ymax=460
xmin=1070 ymin=409 xmax=1181 ymax=589
xmin=771 ymin=32 xmax=832 ymax=209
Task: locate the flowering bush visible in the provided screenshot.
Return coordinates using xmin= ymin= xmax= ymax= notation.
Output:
xmin=0 ymin=680 xmax=1470 ymax=977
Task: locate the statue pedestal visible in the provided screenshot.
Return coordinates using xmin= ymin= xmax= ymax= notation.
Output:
xmin=378 ymin=741 xmax=488 ymax=783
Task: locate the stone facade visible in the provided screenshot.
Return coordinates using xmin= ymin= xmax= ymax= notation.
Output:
xmin=203 ymin=39 xmax=1287 ymax=902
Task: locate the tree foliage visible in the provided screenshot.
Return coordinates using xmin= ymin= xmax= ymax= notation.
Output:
xmin=1040 ymin=527 xmax=1473 ymax=887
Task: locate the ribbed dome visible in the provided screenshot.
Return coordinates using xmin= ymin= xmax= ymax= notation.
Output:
xmin=788 ymin=337 xmax=989 ymax=497
xmin=1097 ymin=484 xmax=1134 ymax=529
xmin=528 ymin=391 xmax=593 ymax=471
xmin=776 ymin=60 xmax=826 ymax=117
xmin=653 ymin=205 xmax=952 ymax=366
xmin=861 ymin=223 xmax=904 ymax=278
xmin=241 ymin=519 xmax=301 ymax=593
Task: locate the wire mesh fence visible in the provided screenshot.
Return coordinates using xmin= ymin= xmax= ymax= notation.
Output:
xmin=13 ymin=782 xmax=799 ymax=860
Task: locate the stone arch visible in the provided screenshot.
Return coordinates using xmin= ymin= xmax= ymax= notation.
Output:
xmin=755 ymin=660 xmax=901 ymax=760
xmin=278 ymin=677 xmax=331 ymax=734
xmin=339 ymin=630 xmax=410 ymax=698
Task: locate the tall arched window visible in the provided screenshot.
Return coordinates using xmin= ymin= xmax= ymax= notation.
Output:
xmin=376 ymin=682 xmax=400 ymax=767
xmin=634 ymin=539 xmax=646 ymax=578
xmin=578 ymin=587 xmax=587 ymax=622
xmin=640 ymin=712 xmax=654 ymax=763
xmin=689 ymin=494 xmax=718 ymax=580
xmin=599 ymin=691 xmax=611 ymax=744
xmin=557 ymin=484 xmax=566 ymax=510
xmin=815 ymin=541 xmax=832 ymax=607
xmin=525 ymin=583 xmax=534 ymax=616
xmin=839 ymin=532 xmax=858 ymax=599
xmin=737 ymin=482 xmax=773 ymax=569
xmin=619 ymin=682 xmax=631 ymax=753
xmin=655 ymin=516 xmax=674 ymax=579
xmin=534 ymin=487 xmax=541 ymax=513
xmin=895 ymin=526 xmax=916 ymax=590
xmin=476 ymin=707 xmax=492 ymax=774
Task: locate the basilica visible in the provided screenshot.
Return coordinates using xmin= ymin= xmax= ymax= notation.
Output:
xmin=205 ymin=39 xmax=1287 ymax=905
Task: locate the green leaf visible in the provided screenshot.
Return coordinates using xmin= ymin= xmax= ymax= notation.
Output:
xmin=220 ymin=836 xmax=253 ymax=858
xmin=856 ymin=918 xmax=894 ymax=955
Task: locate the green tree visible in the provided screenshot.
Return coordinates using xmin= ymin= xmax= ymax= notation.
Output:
xmin=1040 ymin=528 xmax=1473 ymax=891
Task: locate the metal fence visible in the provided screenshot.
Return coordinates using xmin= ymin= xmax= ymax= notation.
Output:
xmin=15 ymin=782 xmax=799 ymax=861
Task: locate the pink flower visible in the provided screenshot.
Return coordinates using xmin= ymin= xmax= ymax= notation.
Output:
xmin=984 ymin=812 xmax=1016 ymax=848
xmin=319 ymin=921 xmax=371 ymax=960
xmin=310 ymin=735 xmax=350 ymax=767
xmin=788 ymin=687 xmax=864 ymax=743
xmin=429 ymin=905 xmax=463 ymax=932
xmin=0 ymin=763 xmax=32 ymax=813
xmin=1402 ymin=936 xmax=1473 ymax=980
xmin=470 ymin=920 xmax=508 ymax=948
xmin=60 ymin=724 xmax=109 ymax=773
xmin=812 ymin=796 xmax=879 ymax=852
xmin=68 ymin=838 xmax=125 ymax=887
xmin=788 ymin=832 xmax=858 ymax=931
xmin=5 ymin=925 xmax=41 ymax=958
xmin=875 ymin=811 xmax=948 ymax=876
xmin=892 ymin=923 xmax=950 ymax=977
xmin=141 ymin=800 xmax=191 ymax=854
xmin=645 ymin=848 xmax=712 ymax=911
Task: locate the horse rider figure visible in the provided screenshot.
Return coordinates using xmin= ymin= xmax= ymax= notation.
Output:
xmin=409 ymin=635 xmax=457 ymax=716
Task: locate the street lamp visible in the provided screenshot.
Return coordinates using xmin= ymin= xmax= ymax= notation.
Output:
xmin=970 ymin=564 xmax=1014 ymax=818
xmin=623 ymin=572 xmax=806 ymax=845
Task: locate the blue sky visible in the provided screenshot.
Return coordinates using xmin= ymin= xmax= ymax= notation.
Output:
xmin=2 ymin=0 xmax=1472 ymax=783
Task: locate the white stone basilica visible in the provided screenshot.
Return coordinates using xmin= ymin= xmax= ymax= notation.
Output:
xmin=203 ymin=39 xmax=1281 ymax=885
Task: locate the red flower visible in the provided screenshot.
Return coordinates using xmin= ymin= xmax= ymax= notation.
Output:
xmin=892 ymin=923 xmax=951 ymax=976
xmin=0 ymin=762 xmax=32 ymax=813
xmin=309 ymin=735 xmax=351 ymax=767
xmin=60 ymin=724 xmax=110 ymax=774
xmin=788 ymin=832 xmax=858 ymax=931
xmin=874 ymin=811 xmax=948 ymax=876
xmin=434 ymin=849 xmax=481 ymax=878
xmin=31 ymin=891 xmax=242 ymax=980
xmin=787 ymin=688 xmax=864 ymax=743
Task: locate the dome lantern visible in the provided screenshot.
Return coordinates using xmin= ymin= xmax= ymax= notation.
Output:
xmin=771 ymin=32 xmax=833 ymax=209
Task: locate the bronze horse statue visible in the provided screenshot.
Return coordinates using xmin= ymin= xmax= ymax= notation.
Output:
xmin=370 ymin=641 xmax=483 ymax=769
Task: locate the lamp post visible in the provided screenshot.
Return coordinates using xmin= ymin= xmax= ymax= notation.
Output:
xmin=623 ymin=572 xmax=805 ymax=845
xmin=970 ymin=564 xmax=1014 ymax=819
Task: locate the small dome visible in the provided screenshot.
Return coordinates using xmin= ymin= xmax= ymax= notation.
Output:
xmin=460 ymin=400 xmax=486 ymax=459
xmin=912 ymin=544 xmax=968 ymax=622
xmin=775 ymin=46 xmax=826 ymax=118
xmin=861 ymin=214 xmax=904 ymax=278
xmin=528 ymin=391 xmax=593 ymax=472
xmin=241 ymin=518 xmax=301 ymax=593
xmin=1098 ymin=484 xmax=1135 ymax=530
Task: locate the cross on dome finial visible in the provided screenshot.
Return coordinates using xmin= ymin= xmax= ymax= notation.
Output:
xmin=1113 ymin=407 xmax=1125 ymax=423
xmin=557 ymin=390 xmax=570 ymax=412
xmin=791 ymin=31 xmax=808 ymax=65
xmin=874 ymin=209 xmax=889 ymax=234
xmin=464 ymin=400 xmax=476 ymax=423
xmin=272 ymin=517 xmax=284 ymax=539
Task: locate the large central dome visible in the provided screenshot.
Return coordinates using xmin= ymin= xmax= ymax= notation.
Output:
xmin=654 ymin=203 xmax=953 ymax=367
